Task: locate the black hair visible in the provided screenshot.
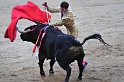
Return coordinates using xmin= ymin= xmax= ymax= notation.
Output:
xmin=60 ymin=1 xmax=69 ymax=9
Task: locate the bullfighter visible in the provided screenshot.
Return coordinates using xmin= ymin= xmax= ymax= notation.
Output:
xmin=42 ymin=1 xmax=78 ymax=39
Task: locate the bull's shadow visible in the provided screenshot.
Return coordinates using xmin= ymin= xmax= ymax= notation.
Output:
xmin=17 ymin=22 xmax=110 ymax=82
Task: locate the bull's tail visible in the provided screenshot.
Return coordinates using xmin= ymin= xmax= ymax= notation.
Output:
xmin=81 ymin=34 xmax=111 ymax=47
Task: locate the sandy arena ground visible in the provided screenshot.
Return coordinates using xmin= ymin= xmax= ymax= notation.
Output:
xmin=0 ymin=0 xmax=124 ymax=82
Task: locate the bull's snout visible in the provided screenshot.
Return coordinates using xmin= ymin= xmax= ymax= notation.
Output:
xmin=20 ymin=34 xmax=26 ymax=41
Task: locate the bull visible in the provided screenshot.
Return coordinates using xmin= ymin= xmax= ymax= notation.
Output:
xmin=17 ymin=22 xmax=110 ymax=82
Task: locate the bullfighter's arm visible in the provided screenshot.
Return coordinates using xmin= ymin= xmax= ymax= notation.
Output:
xmin=52 ymin=20 xmax=64 ymax=26
xmin=46 ymin=6 xmax=60 ymax=13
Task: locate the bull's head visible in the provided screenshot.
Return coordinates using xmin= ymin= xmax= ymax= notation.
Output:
xmin=19 ymin=25 xmax=38 ymax=44
xmin=17 ymin=23 xmax=47 ymax=44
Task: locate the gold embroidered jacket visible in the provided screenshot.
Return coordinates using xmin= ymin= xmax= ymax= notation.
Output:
xmin=46 ymin=6 xmax=78 ymax=38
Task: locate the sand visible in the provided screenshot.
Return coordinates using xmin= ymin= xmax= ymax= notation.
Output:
xmin=0 ymin=0 xmax=124 ymax=82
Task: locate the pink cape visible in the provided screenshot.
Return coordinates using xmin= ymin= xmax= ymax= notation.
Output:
xmin=4 ymin=1 xmax=51 ymax=42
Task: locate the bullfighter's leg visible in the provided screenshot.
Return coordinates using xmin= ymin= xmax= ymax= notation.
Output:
xmin=49 ymin=59 xmax=56 ymax=74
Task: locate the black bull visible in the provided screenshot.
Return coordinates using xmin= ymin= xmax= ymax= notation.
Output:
xmin=19 ymin=23 xmax=110 ymax=82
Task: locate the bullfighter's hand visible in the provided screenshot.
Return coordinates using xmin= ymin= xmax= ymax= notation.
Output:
xmin=42 ymin=2 xmax=48 ymax=7
xmin=54 ymin=26 xmax=59 ymax=28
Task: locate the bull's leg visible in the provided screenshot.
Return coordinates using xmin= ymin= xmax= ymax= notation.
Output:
xmin=38 ymin=58 xmax=45 ymax=77
xmin=38 ymin=53 xmax=46 ymax=77
xmin=76 ymin=53 xmax=85 ymax=80
xmin=57 ymin=61 xmax=71 ymax=82
xmin=49 ymin=59 xmax=56 ymax=74
xmin=64 ymin=66 xmax=71 ymax=82
xmin=77 ymin=59 xmax=84 ymax=80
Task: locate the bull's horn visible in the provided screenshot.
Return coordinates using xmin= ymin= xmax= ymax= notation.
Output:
xmin=16 ymin=26 xmax=31 ymax=34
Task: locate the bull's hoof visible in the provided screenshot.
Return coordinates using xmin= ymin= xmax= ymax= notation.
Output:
xmin=40 ymin=71 xmax=45 ymax=77
xmin=77 ymin=76 xmax=82 ymax=81
xmin=49 ymin=70 xmax=54 ymax=74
